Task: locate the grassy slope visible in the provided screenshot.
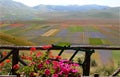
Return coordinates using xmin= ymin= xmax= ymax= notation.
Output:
xmin=89 ymin=38 xmax=103 ymax=45
xmin=0 ymin=32 xmax=36 ymax=46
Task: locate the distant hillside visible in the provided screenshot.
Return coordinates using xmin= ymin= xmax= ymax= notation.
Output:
xmin=0 ymin=0 xmax=37 ymax=22
xmin=34 ymin=5 xmax=120 ymax=20
xmin=33 ymin=4 xmax=110 ymax=12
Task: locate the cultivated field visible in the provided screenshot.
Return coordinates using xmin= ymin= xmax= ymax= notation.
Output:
xmin=1 ymin=23 xmax=119 ymax=46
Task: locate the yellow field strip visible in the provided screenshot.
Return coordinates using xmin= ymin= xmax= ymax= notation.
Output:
xmin=41 ymin=29 xmax=59 ymax=36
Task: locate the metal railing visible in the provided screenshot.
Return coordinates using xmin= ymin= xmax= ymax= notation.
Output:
xmin=0 ymin=45 xmax=120 ymax=76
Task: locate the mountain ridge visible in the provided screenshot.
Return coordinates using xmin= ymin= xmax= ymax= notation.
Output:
xmin=33 ymin=4 xmax=111 ymax=12
xmin=0 ymin=0 xmax=119 ymax=22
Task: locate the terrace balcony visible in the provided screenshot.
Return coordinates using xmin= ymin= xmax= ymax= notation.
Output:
xmin=0 ymin=45 xmax=120 ymax=77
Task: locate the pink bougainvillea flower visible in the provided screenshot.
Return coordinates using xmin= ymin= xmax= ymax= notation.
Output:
xmin=36 ymin=52 xmax=42 ymax=57
xmin=30 ymin=47 xmax=36 ymax=51
xmin=13 ymin=64 xmax=19 ymax=70
xmin=59 ymin=71 xmax=63 ymax=76
xmin=52 ymin=61 xmax=59 ymax=69
xmin=62 ymin=67 xmax=69 ymax=75
xmin=30 ymin=47 xmax=36 ymax=54
xmin=42 ymin=45 xmax=52 ymax=49
xmin=71 ymin=69 xmax=78 ymax=73
xmin=45 ymin=69 xmax=50 ymax=75
xmin=46 ymin=60 xmax=50 ymax=64
xmin=38 ymin=63 xmax=43 ymax=69
xmin=60 ymin=60 xmax=69 ymax=63
xmin=52 ymin=61 xmax=59 ymax=65
xmin=52 ymin=74 xmax=58 ymax=77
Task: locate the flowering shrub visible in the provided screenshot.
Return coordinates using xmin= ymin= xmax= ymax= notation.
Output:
xmin=0 ymin=51 xmax=12 ymax=75
xmin=13 ymin=47 xmax=81 ymax=77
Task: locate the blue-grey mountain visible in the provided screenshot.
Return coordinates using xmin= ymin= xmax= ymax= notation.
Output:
xmin=0 ymin=0 xmax=119 ymax=22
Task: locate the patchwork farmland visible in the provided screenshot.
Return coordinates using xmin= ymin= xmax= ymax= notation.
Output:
xmin=0 ymin=24 xmax=119 ymax=46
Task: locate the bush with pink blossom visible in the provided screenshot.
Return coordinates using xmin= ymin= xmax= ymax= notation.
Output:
xmin=14 ymin=47 xmax=81 ymax=77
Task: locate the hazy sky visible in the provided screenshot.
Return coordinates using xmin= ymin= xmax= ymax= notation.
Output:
xmin=13 ymin=0 xmax=120 ymax=7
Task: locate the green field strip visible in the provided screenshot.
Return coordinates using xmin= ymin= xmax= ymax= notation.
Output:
xmin=0 ymin=32 xmax=35 ymax=46
xmin=68 ymin=26 xmax=84 ymax=32
xmin=89 ymin=38 xmax=103 ymax=45
xmin=56 ymin=42 xmax=71 ymax=46
xmin=84 ymin=26 xmax=98 ymax=32
xmin=102 ymin=39 xmax=112 ymax=45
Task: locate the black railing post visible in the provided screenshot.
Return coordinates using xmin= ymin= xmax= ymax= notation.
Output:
xmin=12 ymin=49 xmax=19 ymax=75
xmin=82 ymin=49 xmax=94 ymax=76
xmin=69 ymin=50 xmax=79 ymax=61
xmin=58 ymin=49 xmax=64 ymax=56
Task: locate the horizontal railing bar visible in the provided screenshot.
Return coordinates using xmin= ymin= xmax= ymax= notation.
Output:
xmin=71 ymin=45 xmax=120 ymax=50
xmin=0 ymin=45 xmax=120 ymax=50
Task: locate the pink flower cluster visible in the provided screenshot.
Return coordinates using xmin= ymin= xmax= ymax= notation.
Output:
xmin=51 ymin=60 xmax=80 ymax=77
xmin=15 ymin=47 xmax=81 ymax=77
